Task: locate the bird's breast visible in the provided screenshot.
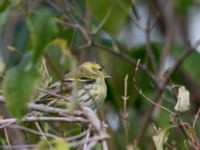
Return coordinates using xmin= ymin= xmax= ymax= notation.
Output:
xmin=77 ymin=78 xmax=107 ymax=109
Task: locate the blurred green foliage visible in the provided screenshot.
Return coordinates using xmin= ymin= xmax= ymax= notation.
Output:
xmin=26 ymin=8 xmax=58 ymax=63
xmin=3 ymin=53 xmax=39 ymax=118
xmin=86 ymin=0 xmax=129 ymax=33
xmin=173 ymin=0 xmax=193 ymax=13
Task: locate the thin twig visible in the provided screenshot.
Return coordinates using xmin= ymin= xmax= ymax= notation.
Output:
xmin=4 ymin=127 xmax=11 ymax=150
xmin=92 ymin=5 xmax=113 ymax=34
xmin=162 ymin=38 xmax=200 ymax=88
xmin=145 ymin=11 xmax=157 ymax=73
xmin=56 ymin=19 xmax=92 ymax=49
xmin=136 ymin=38 xmax=200 ymax=144
xmin=0 ymin=144 xmax=36 ymax=150
xmin=134 ymin=85 xmax=175 ymax=115
xmin=93 ymin=43 xmax=156 ymax=85
xmin=69 ymin=134 xmax=109 ymax=148
xmin=9 ymin=124 xmax=59 ymax=139
xmin=44 ymin=53 xmax=62 ymax=80
xmin=35 ymin=122 xmax=52 ymax=149
xmin=133 ymin=59 xmax=141 ymax=82
xmin=83 ymin=125 xmax=91 ymax=150
xmin=0 ymin=120 xmax=16 ymax=129
xmin=101 ymin=139 xmax=108 ymax=150
xmin=122 ymin=75 xmax=129 ymax=150
xmin=177 ymin=113 xmax=189 ymax=141
xmin=0 ymin=116 xmax=88 ymax=128
xmin=66 ymin=129 xmax=89 ymax=141
xmin=3 ymin=124 xmax=109 ymax=149
xmin=193 ymin=107 xmax=200 ymax=128
xmin=28 ymin=102 xmax=83 ymax=116
xmin=127 ymin=0 xmax=139 ymax=20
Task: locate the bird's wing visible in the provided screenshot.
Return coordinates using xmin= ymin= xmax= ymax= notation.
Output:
xmin=35 ymin=77 xmax=96 ymax=104
xmin=35 ymin=80 xmax=72 ymax=104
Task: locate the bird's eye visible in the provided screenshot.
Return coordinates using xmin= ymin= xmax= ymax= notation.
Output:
xmin=99 ymin=68 xmax=103 ymax=71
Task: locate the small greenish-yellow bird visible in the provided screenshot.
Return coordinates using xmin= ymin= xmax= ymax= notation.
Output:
xmin=36 ymin=62 xmax=111 ymax=110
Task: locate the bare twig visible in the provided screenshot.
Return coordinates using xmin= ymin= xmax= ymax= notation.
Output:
xmin=162 ymin=38 xmax=200 ymax=87
xmin=93 ymin=43 xmax=156 ymax=85
xmin=145 ymin=11 xmax=157 ymax=73
xmin=122 ymin=75 xmax=129 ymax=150
xmin=35 ymin=122 xmax=52 ymax=149
xmin=133 ymin=59 xmax=141 ymax=82
xmin=0 ymin=116 xmax=87 ymax=124
xmin=0 ymin=144 xmax=36 ymax=150
xmin=0 ymin=134 xmax=109 ymax=150
xmin=0 ymin=120 xmax=16 ymax=129
xmin=127 ymin=0 xmax=139 ymax=20
xmin=4 ymin=127 xmax=11 ymax=150
xmin=0 ymin=95 xmax=109 ymax=148
xmin=136 ymin=38 xmax=200 ymax=144
xmin=69 ymin=134 xmax=109 ymax=148
xmin=177 ymin=113 xmax=189 ymax=141
xmin=9 ymin=124 xmax=59 ymax=139
xmin=44 ymin=53 xmax=62 ymax=80
xmin=28 ymin=103 xmax=83 ymax=116
xmin=66 ymin=129 xmax=89 ymax=141
xmin=0 ymin=116 xmax=88 ymax=129
xmin=92 ymin=5 xmax=113 ymax=34
xmin=101 ymin=138 xmax=108 ymax=150
xmin=1 ymin=126 xmax=109 ymax=149
xmin=83 ymin=125 xmax=91 ymax=150
xmin=193 ymin=107 xmax=200 ymax=128
xmin=134 ymin=85 xmax=175 ymax=115
xmin=56 ymin=19 xmax=92 ymax=49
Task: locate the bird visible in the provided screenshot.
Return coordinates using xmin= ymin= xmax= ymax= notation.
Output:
xmin=36 ymin=62 xmax=111 ymax=110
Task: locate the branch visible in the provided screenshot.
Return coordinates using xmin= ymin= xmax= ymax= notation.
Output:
xmin=0 ymin=116 xmax=88 ymax=126
xmin=55 ymin=19 xmax=92 ymax=49
xmin=145 ymin=10 xmax=158 ymax=73
xmin=164 ymin=38 xmax=200 ymax=84
xmin=136 ymin=38 xmax=200 ymax=144
xmin=93 ymin=42 xmax=156 ymax=85
xmin=134 ymin=85 xmax=175 ymax=115
xmin=28 ymin=103 xmax=82 ymax=116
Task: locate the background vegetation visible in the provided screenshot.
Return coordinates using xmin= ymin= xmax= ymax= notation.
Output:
xmin=1 ymin=0 xmax=200 ymax=149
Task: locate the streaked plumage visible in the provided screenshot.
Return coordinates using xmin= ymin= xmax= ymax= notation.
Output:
xmin=36 ymin=62 xmax=110 ymax=110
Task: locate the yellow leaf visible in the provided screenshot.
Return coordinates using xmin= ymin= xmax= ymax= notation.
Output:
xmin=54 ymin=138 xmax=70 ymax=150
xmin=47 ymin=38 xmax=77 ymax=70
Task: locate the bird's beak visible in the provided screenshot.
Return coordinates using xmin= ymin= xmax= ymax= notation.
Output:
xmin=103 ymin=70 xmax=111 ymax=78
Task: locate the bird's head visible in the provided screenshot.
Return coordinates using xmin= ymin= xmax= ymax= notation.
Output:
xmin=80 ymin=62 xmax=111 ymax=79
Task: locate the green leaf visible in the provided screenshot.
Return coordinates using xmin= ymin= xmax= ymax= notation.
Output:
xmin=86 ymin=0 xmax=129 ymax=33
xmin=3 ymin=57 xmax=39 ymax=118
xmin=173 ymin=47 xmax=200 ymax=84
xmin=47 ymin=38 xmax=77 ymax=70
xmin=34 ymin=138 xmax=69 ymax=150
xmin=26 ymin=9 xmax=58 ymax=63
xmin=173 ymin=0 xmax=193 ymax=13
xmin=0 ymin=55 xmax=5 ymax=73
xmin=0 ymin=6 xmax=11 ymax=34
xmin=0 ymin=0 xmax=21 ymax=13
xmin=54 ymin=138 xmax=70 ymax=150
xmin=0 ymin=0 xmax=11 ymax=12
